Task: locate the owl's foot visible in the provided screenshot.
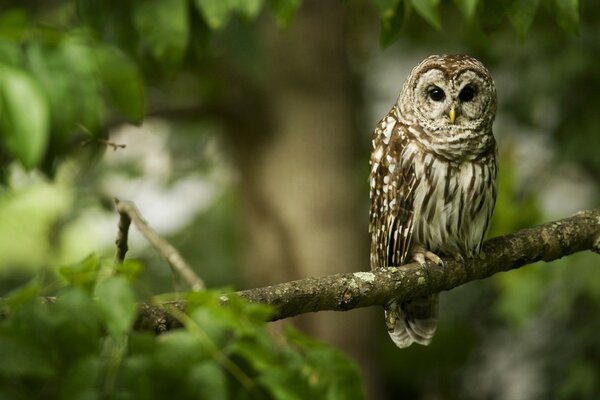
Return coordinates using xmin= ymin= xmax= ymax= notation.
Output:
xmin=412 ymin=250 xmax=444 ymax=267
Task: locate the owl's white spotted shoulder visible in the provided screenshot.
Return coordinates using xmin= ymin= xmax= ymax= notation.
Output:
xmin=369 ymin=107 xmax=417 ymax=269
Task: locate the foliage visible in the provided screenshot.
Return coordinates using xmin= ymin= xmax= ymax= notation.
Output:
xmin=0 ymin=255 xmax=363 ymax=399
xmin=0 ymin=0 xmax=582 ymax=173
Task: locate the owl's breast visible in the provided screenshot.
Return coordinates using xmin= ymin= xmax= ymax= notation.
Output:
xmin=406 ymin=147 xmax=497 ymax=256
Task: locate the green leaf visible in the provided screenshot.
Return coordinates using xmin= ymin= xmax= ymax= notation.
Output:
xmin=58 ymin=253 xmax=101 ymax=290
xmin=232 ymin=0 xmax=264 ymax=19
xmin=546 ymin=0 xmax=579 ymax=34
xmin=410 ymin=0 xmax=441 ymax=30
xmin=0 ymin=65 xmax=49 ymax=168
xmin=95 ymin=46 xmax=145 ymax=124
xmin=95 ymin=276 xmax=136 ymax=338
xmin=267 ymin=0 xmax=301 ymax=28
xmin=453 ymin=0 xmax=478 ymax=19
xmin=133 ymin=0 xmax=189 ymax=70
xmin=194 ymin=0 xmax=232 ymax=30
xmin=379 ymin=0 xmax=408 ymax=48
xmin=189 ymin=362 xmax=228 ymax=400
xmin=508 ymin=0 xmax=541 ymax=37
xmin=0 ymin=334 xmax=55 ymax=378
xmin=114 ymin=259 xmax=143 ymax=281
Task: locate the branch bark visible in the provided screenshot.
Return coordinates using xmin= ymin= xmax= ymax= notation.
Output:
xmin=135 ymin=209 xmax=600 ymax=331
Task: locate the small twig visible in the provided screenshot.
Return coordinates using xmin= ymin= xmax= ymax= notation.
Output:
xmin=114 ymin=202 xmax=131 ymax=264
xmin=113 ymin=198 xmax=205 ymax=291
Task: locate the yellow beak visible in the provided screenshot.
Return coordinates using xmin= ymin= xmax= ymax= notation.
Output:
xmin=449 ymin=107 xmax=456 ymax=124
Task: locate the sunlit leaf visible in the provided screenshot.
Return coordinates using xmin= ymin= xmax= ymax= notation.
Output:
xmin=0 ymin=65 xmax=49 ymax=168
xmin=232 ymin=0 xmax=264 ymax=19
xmin=194 ymin=0 xmax=232 ymax=30
xmin=453 ymin=0 xmax=478 ymax=19
xmin=133 ymin=0 xmax=189 ymax=70
xmin=410 ymin=0 xmax=441 ymax=30
xmin=95 ymin=46 xmax=145 ymax=124
xmin=58 ymin=253 xmax=101 ymax=290
xmin=508 ymin=0 xmax=541 ymax=37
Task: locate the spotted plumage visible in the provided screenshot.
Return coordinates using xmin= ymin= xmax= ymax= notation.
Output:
xmin=369 ymin=55 xmax=497 ymax=348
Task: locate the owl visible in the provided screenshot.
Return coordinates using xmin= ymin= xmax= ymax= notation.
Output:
xmin=369 ymin=54 xmax=497 ymax=348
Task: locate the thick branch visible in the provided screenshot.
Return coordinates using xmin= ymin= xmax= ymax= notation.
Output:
xmin=233 ymin=209 xmax=600 ymax=320
xmin=135 ymin=209 xmax=600 ymax=330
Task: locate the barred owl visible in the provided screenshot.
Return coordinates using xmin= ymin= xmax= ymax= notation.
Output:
xmin=369 ymin=55 xmax=497 ymax=348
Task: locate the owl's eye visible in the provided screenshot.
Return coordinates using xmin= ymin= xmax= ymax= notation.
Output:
xmin=459 ymin=85 xmax=476 ymax=102
xmin=428 ymin=87 xmax=445 ymax=102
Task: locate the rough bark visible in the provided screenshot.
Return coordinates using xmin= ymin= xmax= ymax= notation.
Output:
xmin=134 ymin=209 xmax=600 ymax=330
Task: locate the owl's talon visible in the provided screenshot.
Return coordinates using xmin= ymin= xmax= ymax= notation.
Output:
xmin=412 ymin=250 xmax=443 ymax=267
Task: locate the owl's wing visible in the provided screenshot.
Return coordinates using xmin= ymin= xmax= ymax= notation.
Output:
xmin=369 ymin=111 xmax=417 ymax=270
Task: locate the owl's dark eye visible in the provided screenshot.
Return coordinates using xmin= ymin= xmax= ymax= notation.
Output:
xmin=459 ymin=85 xmax=476 ymax=102
xmin=428 ymin=86 xmax=445 ymax=102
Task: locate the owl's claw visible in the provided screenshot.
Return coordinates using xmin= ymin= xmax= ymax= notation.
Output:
xmin=413 ymin=251 xmax=444 ymax=267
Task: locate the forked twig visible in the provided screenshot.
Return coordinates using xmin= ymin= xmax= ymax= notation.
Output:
xmin=114 ymin=198 xmax=205 ymax=291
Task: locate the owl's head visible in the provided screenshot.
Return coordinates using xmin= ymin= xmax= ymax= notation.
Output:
xmin=399 ymin=55 xmax=496 ymax=133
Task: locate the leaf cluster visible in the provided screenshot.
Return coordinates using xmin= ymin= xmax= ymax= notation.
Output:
xmin=0 ymin=254 xmax=363 ymax=399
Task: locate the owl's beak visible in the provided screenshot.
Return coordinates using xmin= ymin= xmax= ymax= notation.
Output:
xmin=449 ymin=106 xmax=456 ymax=124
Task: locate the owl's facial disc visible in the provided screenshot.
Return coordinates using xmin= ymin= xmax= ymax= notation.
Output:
xmin=413 ymin=68 xmax=492 ymax=130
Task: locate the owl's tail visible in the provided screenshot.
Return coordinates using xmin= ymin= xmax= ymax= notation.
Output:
xmin=385 ymin=294 xmax=439 ymax=348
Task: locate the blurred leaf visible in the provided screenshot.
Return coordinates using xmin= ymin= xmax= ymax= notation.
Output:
xmin=267 ymin=0 xmax=301 ymax=28
xmin=114 ymin=259 xmax=143 ymax=281
xmin=285 ymin=326 xmax=364 ymax=399
xmin=95 ymin=45 xmax=145 ymax=124
xmin=133 ymin=0 xmax=189 ymax=70
xmin=453 ymin=0 xmax=478 ymax=19
xmin=545 ymin=0 xmax=579 ymax=34
xmin=5 ymin=280 xmax=39 ymax=308
xmin=58 ymin=356 xmax=102 ymax=400
xmin=379 ymin=0 xmax=408 ymax=48
xmin=0 ymin=65 xmax=49 ymax=168
xmin=508 ymin=0 xmax=541 ymax=37
xmin=0 ymin=334 xmax=54 ymax=378
xmin=0 ymin=8 xmax=29 ymax=41
xmin=194 ymin=0 xmax=233 ymax=30
xmin=410 ymin=0 xmax=441 ymax=30
xmin=58 ymin=254 xmax=101 ymax=290
xmin=95 ymin=276 xmax=136 ymax=338
xmin=232 ymin=0 xmax=264 ymax=19
xmin=189 ymin=362 xmax=228 ymax=400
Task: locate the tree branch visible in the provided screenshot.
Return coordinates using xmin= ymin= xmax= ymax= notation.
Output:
xmin=134 ymin=209 xmax=600 ymax=331
xmin=114 ymin=198 xmax=205 ymax=291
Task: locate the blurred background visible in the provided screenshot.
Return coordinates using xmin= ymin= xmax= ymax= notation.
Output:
xmin=0 ymin=0 xmax=599 ymax=399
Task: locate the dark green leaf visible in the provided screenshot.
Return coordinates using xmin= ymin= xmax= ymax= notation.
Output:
xmin=95 ymin=46 xmax=145 ymax=124
xmin=133 ymin=0 xmax=189 ymax=70
xmin=95 ymin=276 xmax=136 ymax=338
xmin=267 ymin=0 xmax=301 ymax=28
xmin=453 ymin=0 xmax=478 ymax=19
xmin=194 ymin=0 xmax=232 ymax=30
xmin=0 ymin=65 xmax=49 ymax=168
xmin=379 ymin=0 xmax=407 ymax=48
xmin=546 ymin=0 xmax=579 ymax=34
xmin=0 ymin=334 xmax=54 ymax=378
xmin=508 ymin=0 xmax=541 ymax=37
xmin=410 ymin=0 xmax=441 ymax=30
xmin=189 ymin=362 xmax=228 ymax=400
